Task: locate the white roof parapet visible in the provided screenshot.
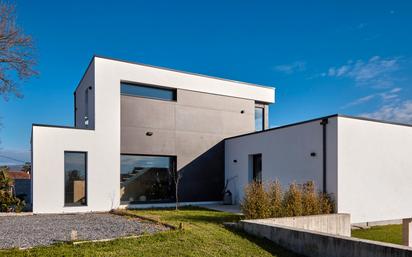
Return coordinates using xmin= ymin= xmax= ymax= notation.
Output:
xmin=95 ymin=56 xmax=275 ymax=104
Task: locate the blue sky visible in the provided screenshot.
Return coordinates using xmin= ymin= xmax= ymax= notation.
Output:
xmin=0 ymin=0 xmax=412 ymax=165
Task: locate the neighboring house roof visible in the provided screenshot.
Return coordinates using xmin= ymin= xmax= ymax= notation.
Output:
xmin=8 ymin=171 xmax=31 ymax=180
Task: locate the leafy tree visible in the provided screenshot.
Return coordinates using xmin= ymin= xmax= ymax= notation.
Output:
xmin=0 ymin=166 xmax=25 ymax=212
xmin=0 ymin=165 xmax=11 ymax=188
xmin=21 ymin=162 xmax=30 ymax=173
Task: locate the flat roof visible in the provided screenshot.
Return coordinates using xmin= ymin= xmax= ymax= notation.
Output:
xmin=75 ymin=55 xmax=275 ymax=102
xmin=95 ymin=55 xmax=275 ymax=90
xmin=225 ymin=114 xmax=412 ymax=141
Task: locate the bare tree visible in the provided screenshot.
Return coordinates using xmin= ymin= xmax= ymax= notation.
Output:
xmin=0 ymin=2 xmax=37 ymax=100
xmin=172 ymin=170 xmax=183 ymax=210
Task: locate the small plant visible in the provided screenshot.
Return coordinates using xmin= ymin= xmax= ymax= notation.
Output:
xmin=241 ymin=181 xmax=270 ymax=219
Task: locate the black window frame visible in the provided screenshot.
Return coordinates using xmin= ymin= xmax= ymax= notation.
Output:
xmin=84 ymin=88 xmax=89 ymax=127
xmin=252 ymin=153 xmax=262 ymax=183
xmin=64 ymin=151 xmax=88 ymax=207
xmin=120 ymin=81 xmax=177 ymax=101
xmin=255 ymin=106 xmax=265 ymax=132
xmin=120 ymin=153 xmax=177 ymax=204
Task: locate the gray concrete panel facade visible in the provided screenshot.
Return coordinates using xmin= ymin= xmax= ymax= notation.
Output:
xmin=121 ymin=89 xmax=263 ymax=202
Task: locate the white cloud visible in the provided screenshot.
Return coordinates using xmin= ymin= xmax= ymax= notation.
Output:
xmin=361 ymin=100 xmax=412 ymax=124
xmin=325 ymin=56 xmax=400 ymax=88
xmin=342 ymin=94 xmax=376 ymax=108
xmin=274 ymin=61 xmax=306 ymax=74
xmin=342 ymin=87 xmax=402 ymax=109
xmin=379 ymin=87 xmax=402 ymax=101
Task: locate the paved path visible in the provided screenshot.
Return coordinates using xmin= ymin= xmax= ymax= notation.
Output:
xmin=197 ymin=204 xmax=243 ymax=215
xmin=0 ymin=213 xmax=167 ymax=249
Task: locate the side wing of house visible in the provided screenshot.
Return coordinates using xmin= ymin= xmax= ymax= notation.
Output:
xmin=337 ymin=116 xmax=412 ymax=224
xmin=225 ymin=116 xmax=338 ymax=204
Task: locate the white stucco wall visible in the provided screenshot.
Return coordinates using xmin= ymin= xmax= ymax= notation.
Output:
xmin=225 ymin=117 xmax=338 ymax=204
xmin=31 ymin=127 xmax=121 ymax=213
xmin=337 ymin=117 xmax=412 ymax=223
xmin=32 ymin=56 xmax=274 ymax=213
xmin=32 ymin=59 xmax=121 ymax=213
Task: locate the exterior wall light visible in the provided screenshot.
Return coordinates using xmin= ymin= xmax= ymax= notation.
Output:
xmin=310 ymin=152 xmax=316 ymax=157
xmin=240 ymin=110 xmax=245 ymax=114
xmin=233 ymin=159 xmax=238 ymax=163
xmin=146 ymin=132 xmax=153 ymax=136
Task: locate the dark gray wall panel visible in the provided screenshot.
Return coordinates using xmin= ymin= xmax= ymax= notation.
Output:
xmin=121 ymin=89 xmax=258 ymax=202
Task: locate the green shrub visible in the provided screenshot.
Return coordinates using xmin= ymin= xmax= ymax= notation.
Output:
xmin=282 ymin=182 xmax=303 ymax=217
xmin=241 ymin=181 xmax=270 ymax=219
xmin=241 ymin=179 xmax=335 ymax=219
xmin=0 ymin=167 xmax=25 ymax=212
xmin=267 ymin=179 xmax=283 ymax=217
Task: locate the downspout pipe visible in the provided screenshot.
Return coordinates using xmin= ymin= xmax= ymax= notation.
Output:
xmin=320 ymin=118 xmax=329 ymax=193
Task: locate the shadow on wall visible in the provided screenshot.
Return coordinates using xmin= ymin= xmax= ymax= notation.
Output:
xmin=178 ymin=141 xmax=225 ymax=203
xmin=225 ymin=226 xmax=302 ymax=257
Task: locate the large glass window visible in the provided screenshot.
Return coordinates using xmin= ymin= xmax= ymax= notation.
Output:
xmin=255 ymin=107 xmax=264 ymax=131
xmin=121 ymin=82 xmax=176 ymax=101
xmin=64 ymin=152 xmax=87 ymax=206
xmin=120 ymin=155 xmax=176 ymax=203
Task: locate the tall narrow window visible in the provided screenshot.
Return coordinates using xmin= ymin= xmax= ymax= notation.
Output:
xmin=84 ymin=88 xmax=89 ymax=127
xmin=252 ymin=154 xmax=262 ymax=183
xmin=255 ymin=107 xmax=264 ymax=131
xmin=64 ymin=152 xmax=87 ymax=206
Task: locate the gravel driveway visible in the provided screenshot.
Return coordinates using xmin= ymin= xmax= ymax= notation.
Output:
xmin=0 ymin=213 xmax=168 ymax=249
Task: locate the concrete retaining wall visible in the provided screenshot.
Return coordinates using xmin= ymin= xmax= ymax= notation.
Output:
xmin=250 ymin=214 xmax=350 ymax=237
xmin=238 ymin=219 xmax=412 ymax=257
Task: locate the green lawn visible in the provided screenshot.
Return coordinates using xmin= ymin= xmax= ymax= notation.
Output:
xmin=0 ymin=207 xmax=301 ymax=257
xmin=351 ymin=224 xmax=402 ymax=245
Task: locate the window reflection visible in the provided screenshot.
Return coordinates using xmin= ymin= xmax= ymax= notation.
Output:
xmin=64 ymin=152 xmax=87 ymax=206
xmin=255 ymin=107 xmax=264 ymax=131
xmin=121 ymin=82 xmax=176 ymax=101
xmin=120 ymin=155 xmax=176 ymax=203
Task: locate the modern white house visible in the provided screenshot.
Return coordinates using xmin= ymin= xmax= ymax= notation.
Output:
xmin=225 ymin=114 xmax=412 ymax=224
xmin=31 ymin=55 xmax=412 ymax=224
xmin=31 ymin=56 xmax=274 ymax=214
